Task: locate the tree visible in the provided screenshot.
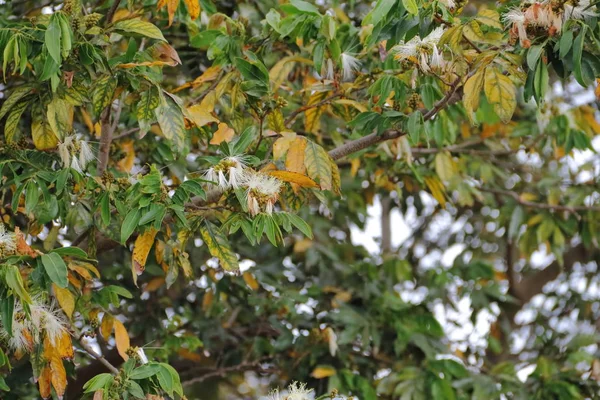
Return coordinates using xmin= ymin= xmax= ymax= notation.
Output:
xmin=0 ymin=0 xmax=599 ymax=398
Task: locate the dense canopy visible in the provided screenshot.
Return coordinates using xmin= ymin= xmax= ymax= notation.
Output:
xmin=0 ymin=0 xmax=600 ymax=398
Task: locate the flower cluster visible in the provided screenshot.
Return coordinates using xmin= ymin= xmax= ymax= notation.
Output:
xmin=243 ymin=170 xmax=283 ymax=216
xmin=204 ymin=155 xmax=283 ymax=216
xmin=391 ymin=27 xmax=447 ymax=73
xmin=57 ymin=134 xmax=95 ymax=173
xmin=0 ymin=222 xmax=16 ymax=258
xmin=319 ymin=53 xmax=361 ymax=82
xmin=269 ymin=381 xmax=314 ymax=400
xmin=504 ymin=0 xmax=596 ymax=47
xmin=0 ymin=297 xmax=69 ymax=354
xmin=204 ymin=155 xmax=249 ymax=190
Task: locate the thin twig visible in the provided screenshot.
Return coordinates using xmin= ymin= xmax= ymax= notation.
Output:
xmin=112 ymin=127 xmax=140 ymax=140
xmin=481 ymin=187 xmax=600 ymax=212
xmin=284 ymin=92 xmax=342 ymax=127
xmin=463 ymin=34 xmax=483 ymax=54
xmin=78 ymin=336 xmax=120 ymax=374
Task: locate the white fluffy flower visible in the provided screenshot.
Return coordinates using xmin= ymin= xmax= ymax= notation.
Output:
xmin=0 ymin=298 xmax=68 ymax=353
xmin=392 ymin=27 xmax=446 ymax=73
xmin=0 ymin=222 xmax=16 ymax=256
xmin=269 ymin=382 xmax=313 ymax=400
xmin=439 ymin=0 xmax=455 ymax=9
xmin=136 ymin=347 xmax=149 ymax=364
xmin=340 ymin=53 xmax=361 ymax=81
xmin=504 ymin=8 xmax=530 ymax=47
xmin=58 ymin=134 xmax=95 ymax=173
xmin=204 ymin=155 xmax=249 ymax=190
xmin=30 ymin=299 xmax=68 ymax=346
xmin=564 ymin=0 xmax=597 ymax=20
xmin=242 ymin=171 xmax=282 ymax=216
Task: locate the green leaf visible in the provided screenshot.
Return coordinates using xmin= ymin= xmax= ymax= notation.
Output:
xmin=363 ymin=0 xmax=395 ymax=26
xmin=45 ymin=14 xmax=62 ymax=65
xmin=559 ymin=28 xmax=574 ymax=59
xmin=2 ymin=37 xmax=15 ymax=81
xmin=83 ymin=373 xmax=113 ymax=392
xmin=121 ymin=208 xmax=141 ymax=243
xmin=100 ymin=192 xmax=111 ymax=226
xmin=156 ymin=364 xmax=174 ymax=396
xmin=527 ymin=45 xmax=544 ymax=71
xmin=200 ymin=221 xmax=239 ymax=272
xmin=41 ymin=253 xmax=68 ymax=288
xmin=573 ymin=26 xmax=590 ymax=87
xmin=159 ymin=363 xmax=183 ymax=397
xmin=130 ymin=363 xmax=162 ymax=379
xmin=402 ymin=0 xmax=418 ymax=15
xmin=509 ymin=206 xmax=524 ymax=240
xmin=533 ymin=60 xmax=549 ymax=103
xmin=127 ymin=380 xmax=145 ymax=398
xmin=137 ymin=87 xmax=160 ymax=137
xmin=4 ymin=265 xmax=32 ymax=304
xmin=234 ymin=57 xmax=269 ymax=85
xmin=0 ymin=84 xmax=35 ymax=120
xmin=285 ymin=213 xmax=313 ymax=238
xmin=47 ymin=97 xmax=71 ymax=139
xmin=0 ymin=376 xmax=9 ymax=392
xmin=4 ymin=100 xmax=28 ymax=144
xmin=113 ymin=18 xmax=166 ymax=41
xmin=105 ymin=285 xmax=133 ymax=299
xmin=92 ymin=75 xmax=118 ymax=116
xmin=304 ymin=140 xmax=332 ymax=190
xmin=50 ymin=247 xmax=88 ymax=258
xmin=155 ymin=94 xmax=186 ymax=153
xmin=25 ymin=181 xmax=39 ymax=214
xmin=0 ymin=296 xmax=14 ymax=337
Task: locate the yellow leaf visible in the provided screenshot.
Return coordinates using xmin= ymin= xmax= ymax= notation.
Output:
xmin=424 ymin=176 xmax=447 ymax=208
xmin=101 ymin=313 xmax=114 ymax=340
xmin=183 ymin=0 xmax=200 ymax=19
xmin=202 ymin=289 xmax=214 ymax=312
xmin=267 ymin=170 xmax=319 ymax=188
xmin=334 ymin=99 xmax=367 ymax=113
xmin=273 ymin=131 xmax=297 ymax=160
xmin=350 ymin=158 xmax=360 ymax=177
xmin=210 ymin=122 xmax=235 ymax=145
xmin=242 ymin=272 xmax=259 ymax=290
xmin=117 ymin=139 xmax=135 ymax=173
xmin=117 ymin=60 xmax=175 ymax=69
xmin=193 ymin=66 xmax=221 ymax=87
xmin=80 ymin=108 xmax=94 ymax=134
xmin=53 ymin=284 xmax=75 ymax=319
xmin=269 ymin=56 xmax=312 ymax=91
xmin=132 ymin=228 xmax=158 ymax=286
xmin=167 ymin=0 xmax=179 ymax=26
xmin=186 ymin=104 xmax=219 ymax=128
xmin=304 ymin=91 xmax=329 ymax=133
xmin=434 ymin=152 xmax=459 ymax=182
xmin=463 ymin=69 xmax=485 ymax=124
xmin=113 ymin=319 xmax=130 ymax=361
xmin=50 ymin=356 xmax=67 ymax=398
xmin=484 ymin=67 xmax=516 ymax=123
xmin=293 ymin=238 xmax=312 ymax=253
xmin=144 ymin=277 xmax=166 ymax=292
xmin=285 ymin=137 xmax=307 ymax=174
xmin=38 ymin=366 xmax=52 ymax=399
xmin=304 ymin=140 xmax=332 ymax=190
xmin=32 ymin=119 xmax=58 ymax=150
xmin=311 ymin=365 xmax=336 ymax=379
xmin=112 ymin=9 xmax=132 ymax=22
xmin=54 ymin=331 xmax=74 ymax=359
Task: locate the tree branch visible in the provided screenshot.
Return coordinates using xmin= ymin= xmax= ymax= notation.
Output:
xmin=77 ymin=336 xmax=120 ymax=374
xmin=96 ymin=107 xmax=113 ymax=176
xmin=105 ymin=0 xmax=122 ymax=25
xmin=329 ymin=75 xmax=463 ymax=160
